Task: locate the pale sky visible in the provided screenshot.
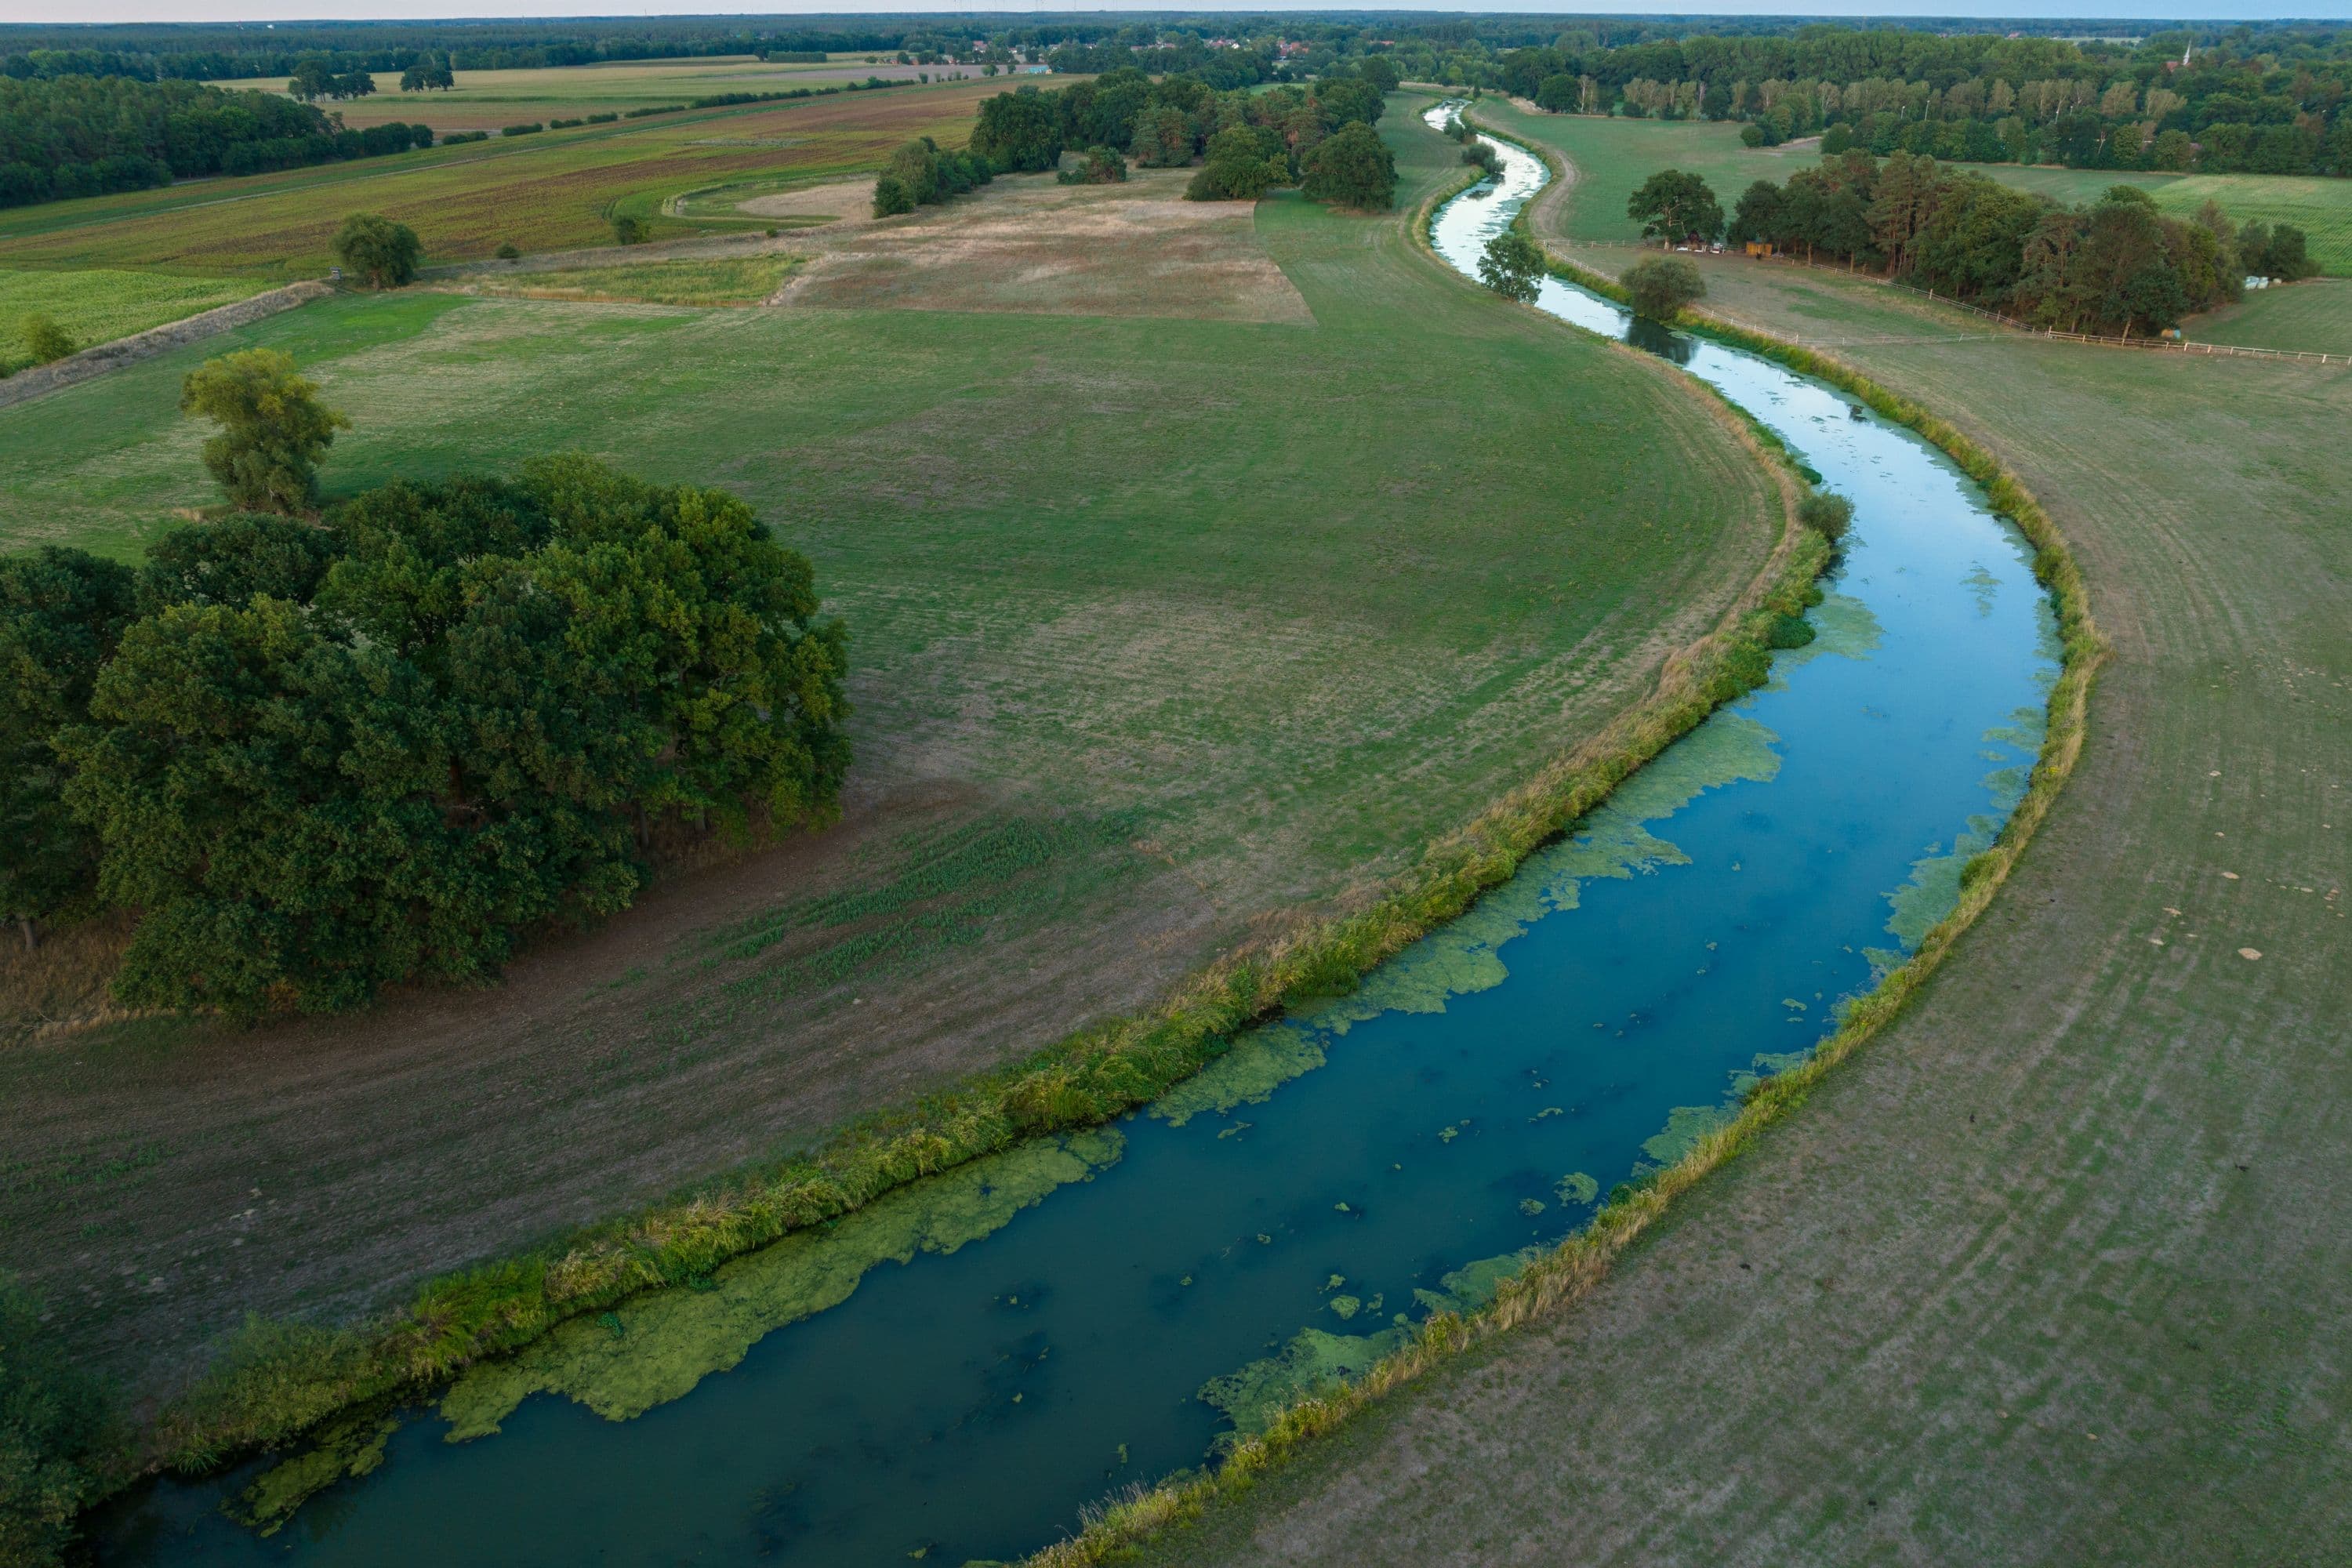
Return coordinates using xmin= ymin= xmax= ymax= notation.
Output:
xmin=4 ymin=1 xmax=2350 ymax=27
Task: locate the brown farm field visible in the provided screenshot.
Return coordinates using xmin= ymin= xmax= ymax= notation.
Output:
xmin=0 ymin=78 xmax=1004 ymax=278
xmin=1119 ymin=114 xmax=2352 ymax=1568
xmin=0 ymin=108 xmax=1795 ymax=1422
xmin=206 ymin=54 xmax=978 ymax=132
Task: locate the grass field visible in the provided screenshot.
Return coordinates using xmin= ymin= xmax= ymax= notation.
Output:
xmin=0 ymin=105 xmax=1791 ymax=1410
xmin=0 ymin=78 xmax=1001 ymax=278
xmin=1127 ymin=115 xmax=2352 ymax=1566
xmin=1495 ymin=105 xmax=2352 ymax=276
xmin=448 ymin=253 xmax=798 ymax=305
xmin=208 ymin=54 xmax=987 ymax=132
xmin=0 ymin=267 xmax=268 ymax=358
xmin=2183 ymin=277 xmax=2352 ymax=353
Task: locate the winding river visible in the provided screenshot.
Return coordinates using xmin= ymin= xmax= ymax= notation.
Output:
xmin=95 ymin=107 xmax=2059 ymax=1568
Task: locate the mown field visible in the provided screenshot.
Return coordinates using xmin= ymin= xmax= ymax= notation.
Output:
xmin=0 ymin=78 xmax=1000 ymax=278
xmin=2184 ymin=276 xmax=2352 ymax=353
xmin=0 ymin=267 xmax=267 ymax=359
xmin=0 ymin=106 xmax=1791 ymax=1407
xmin=1131 ymin=125 xmax=2352 ymax=1566
xmin=205 ymin=54 xmax=969 ymax=132
xmin=1496 ymin=104 xmax=2352 ymax=276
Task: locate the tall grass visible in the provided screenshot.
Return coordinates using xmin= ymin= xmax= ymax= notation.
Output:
xmin=1011 ymin=116 xmax=2107 ymax=1568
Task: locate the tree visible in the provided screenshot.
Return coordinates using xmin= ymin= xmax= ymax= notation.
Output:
xmin=611 ymin=213 xmax=646 ymax=245
xmin=1626 ymin=169 xmax=1722 ymax=245
xmin=136 ymin=514 xmax=343 ymax=615
xmin=1188 ymin=125 xmax=1288 ymax=201
xmin=1301 ymin=122 xmax=1396 ymax=211
xmin=1479 ymin=230 xmax=1546 ymax=303
xmin=331 ymin=212 xmax=422 ymax=289
xmin=1058 ymin=145 xmax=1128 ymax=185
xmin=20 ymin=314 xmax=72 ymax=365
xmin=971 ymin=85 xmax=1064 ymax=172
xmin=1131 ymin=104 xmax=1191 ymax=167
xmin=0 ymin=1273 xmax=113 ymax=1568
xmin=0 ymin=549 xmax=136 ymax=946
xmin=1726 ymin=180 xmax=1784 ymax=246
xmin=178 ymin=349 xmax=350 ymax=515
xmin=1357 ymin=55 xmax=1401 ymax=95
xmin=1624 ymin=254 xmax=1705 ymax=321
xmin=1798 ymin=492 xmax=1855 ymax=543
xmin=1313 ymin=77 xmax=1385 ymax=130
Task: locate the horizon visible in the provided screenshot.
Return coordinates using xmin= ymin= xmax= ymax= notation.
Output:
xmin=6 ymin=2 xmax=2352 ymax=28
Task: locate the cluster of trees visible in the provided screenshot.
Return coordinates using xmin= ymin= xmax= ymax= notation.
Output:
xmin=1693 ymin=151 xmax=2311 ymax=333
xmin=970 ymin=64 xmax=1394 ymax=207
xmin=872 ymin=135 xmax=994 ymax=216
xmin=398 ymin=53 xmax=455 ymax=92
xmin=0 ymin=74 xmax=431 ymax=209
xmin=1497 ymin=27 xmax=2352 ymax=180
xmin=287 ymin=55 xmax=377 ymax=102
xmin=0 ymin=352 xmax=850 ymax=1016
xmin=1058 ymin=144 xmax=1129 ymax=185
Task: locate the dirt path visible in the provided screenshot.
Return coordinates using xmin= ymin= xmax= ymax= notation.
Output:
xmin=1137 ymin=255 xmax=2352 ymax=1566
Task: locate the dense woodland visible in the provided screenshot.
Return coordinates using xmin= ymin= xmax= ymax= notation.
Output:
xmin=0 ymin=361 xmax=849 ymax=1016
xmin=0 ymin=74 xmax=430 ymax=208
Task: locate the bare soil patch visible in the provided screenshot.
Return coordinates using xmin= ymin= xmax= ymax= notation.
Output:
xmin=733 ymin=176 xmax=880 ymax=225
xmin=774 ymin=169 xmax=1314 ymax=323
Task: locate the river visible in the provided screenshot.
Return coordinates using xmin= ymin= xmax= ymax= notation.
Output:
xmin=94 ymin=106 xmax=2059 ymax=1568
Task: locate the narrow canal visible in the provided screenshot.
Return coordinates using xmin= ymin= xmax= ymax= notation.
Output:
xmin=96 ymin=105 xmax=2060 ymax=1568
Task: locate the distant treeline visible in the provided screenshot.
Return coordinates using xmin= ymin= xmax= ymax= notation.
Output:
xmin=1716 ymin=150 xmax=2315 ymax=336
xmin=0 ymin=75 xmax=430 ymax=209
xmin=1497 ymin=28 xmax=2352 ymax=179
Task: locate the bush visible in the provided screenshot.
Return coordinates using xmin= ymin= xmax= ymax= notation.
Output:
xmin=1624 ymin=254 xmax=1705 ymax=321
xmin=495 ymin=241 xmax=521 ymax=260
xmin=20 ymin=314 xmax=73 ymax=366
xmin=549 ymin=118 xmax=583 ymax=129
xmin=1798 ymin=492 xmax=1856 ymax=543
xmin=441 ymin=130 xmax=488 ymax=145
xmin=501 ymin=122 xmax=544 ymax=137
xmin=0 ymin=1275 xmax=114 ymax=1568
xmin=873 ymin=136 xmax=994 ymax=216
xmin=1766 ymin=612 xmax=1817 ymax=648
xmin=611 ymin=214 xmax=646 ymax=245
xmin=586 ymin=112 xmax=619 ymax=125
xmin=178 ymin=349 xmax=349 ymax=515
xmin=1057 ymin=145 xmax=1128 ymax=185
xmin=331 ymin=212 xmax=422 ymax=289
xmin=1462 ymin=142 xmax=1501 ymax=175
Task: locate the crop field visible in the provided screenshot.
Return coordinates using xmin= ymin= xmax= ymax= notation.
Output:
xmin=0 ymin=78 xmax=1000 ymax=278
xmin=207 ymin=54 xmax=982 ymax=131
xmin=0 ymin=107 xmax=1793 ymax=1402
xmin=0 ymin=266 xmax=268 ymax=358
xmin=1492 ymin=104 xmax=2352 ymax=276
xmin=447 ymin=253 xmax=798 ymax=305
xmin=1134 ymin=136 xmax=2352 ymax=1565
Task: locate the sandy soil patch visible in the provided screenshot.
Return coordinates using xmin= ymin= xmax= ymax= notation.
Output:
xmin=734 ymin=177 xmax=884 ymax=226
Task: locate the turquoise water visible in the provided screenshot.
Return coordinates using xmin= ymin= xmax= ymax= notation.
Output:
xmin=93 ymin=113 xmax=2060 ymax=1568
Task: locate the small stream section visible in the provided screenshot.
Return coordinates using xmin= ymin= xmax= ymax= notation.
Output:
xmin=95 ymin=107 xmax=2060 ymax=1568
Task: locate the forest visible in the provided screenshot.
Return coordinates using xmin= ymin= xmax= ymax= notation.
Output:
xmin=0 ymin=74 xmax=430 ymax=208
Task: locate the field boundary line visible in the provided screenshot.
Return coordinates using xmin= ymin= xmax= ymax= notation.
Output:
xmin=1006 ymin=114 xmax=2110 ymax=1568
xmin=0 ymin=281 xmax=330 ymax=411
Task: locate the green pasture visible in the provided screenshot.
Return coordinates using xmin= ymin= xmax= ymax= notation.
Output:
xmin=0 ymin=106 xmax=1788 ymax=1399
xmin=1142 ymin=154 xmax=2352 ymax=1564
xmin=1482 ymin=103 xmax=2352 ymax=276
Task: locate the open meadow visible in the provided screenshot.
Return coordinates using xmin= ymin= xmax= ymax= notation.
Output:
xmin=0 ymin=77 xmax=1004 ymax=279
xmin=0 ymin=267 xmax=269 ymax=361
xmin=1125 ymin=110 xmax=2352 ymax=1566
xmin=0 ymin=105 xmax=1792 ymax=1411
xmin=205 ymin=54 xmax=978 ymax=132
xmin=1497 ymin=104 xmax=2352 ymax=277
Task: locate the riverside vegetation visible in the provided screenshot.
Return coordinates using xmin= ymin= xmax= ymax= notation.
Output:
xmin=0 ymin=103 xmax=1798 ymax=1559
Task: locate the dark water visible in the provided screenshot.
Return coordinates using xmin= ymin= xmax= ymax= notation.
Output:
xmin=93 ymin=110 xmax=2058 ymax=1568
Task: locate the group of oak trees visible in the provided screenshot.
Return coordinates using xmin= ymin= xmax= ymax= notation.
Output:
xmin=0 ymin=351 xmax=849 ymax=1018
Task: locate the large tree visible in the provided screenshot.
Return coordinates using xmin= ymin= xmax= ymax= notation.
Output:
xmin=1626 ymin=169 xmax=1723 ymax=245
xmin=970 ymin=85 xmax=1064 ymax=173
xmin=1479 ymin=230 xmax=1546 ymax=303
xmin=1624 ymin=254 xmax=1705 ymax=321
xmin=332 ymin=212 xmax=423 ymax=289
xmin=1301 ymin=122 xmax=1396 ymax=211
xmin=178 ymin=349 xmax=350 ymax=515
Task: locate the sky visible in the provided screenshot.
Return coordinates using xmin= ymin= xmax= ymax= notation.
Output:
xmin=4 ymin=0 xmax=2350 ymax=27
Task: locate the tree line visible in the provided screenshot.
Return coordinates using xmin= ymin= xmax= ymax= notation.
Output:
xmin=0 ymin=350 xmax=849 ymax=1017
xmin=970 ymin=63 xmax=1399 ymax=209
xmin=1498 ymin=27 xmax=2352 ymax=180
xmin=0 ymin=74 xmax=432 ymax=209
xmin=1637 ymin=153 xmax=2314 ymax=335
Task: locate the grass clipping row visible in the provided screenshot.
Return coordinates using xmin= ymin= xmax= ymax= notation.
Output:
xmin=141 ymin=162 xmax=1824 ymax=1494
xmin=1014 ymin=132 xmax=2108 ymax=1568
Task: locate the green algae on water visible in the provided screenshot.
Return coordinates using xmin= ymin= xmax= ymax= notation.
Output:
xmin=1151 ymin=1025 xmax=1323 ymax=1127
xmin=435 ymin=1129 xmax=1124 ymax=1443
xmin=229 ymin=1409 xmax=398 ymax=1537
xmin=1308 ymin=713 xmax=1785 ymax=1036
xmin=1639 ymin=1103 xmax=1738 ymax=1169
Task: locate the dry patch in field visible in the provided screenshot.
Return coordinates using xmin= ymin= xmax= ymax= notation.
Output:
xmin=734 ymin=176 xmax=880 ymax=226
xmin=773 ymin=169 xmax=1314 ymax=324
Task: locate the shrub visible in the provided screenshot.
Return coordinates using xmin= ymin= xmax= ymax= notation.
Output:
xmin=1462 ymin=142 xmax=1501 ymax=175
xmin=872 ymin=175 xmax=916 ymax=216
xmin=611 ymin=214 xmax=646 ymax=245
xmin=331 ymin=212 xmax=422 ymax=289
xmin=495 ymin=241 xmax=521 ymax=260
xmin=548 ymin=118 xmax=583 ymax=129
xmin=1766 ymin=612 xmax=1817 ymax=648
xmin=1057 ymin=145 xmax=1128 ymax=185
xmin=1624 ymin=254 xmax=1705 ymax=321
xmin=0 ymin=1274 xmax=114 ymax=1568
xmin=441 ymin=130 xmax=488 ymax=145
xmin=586 ymin=112 xmax=619 ymax=125
xmin=501 ymin=122 xmax=544 ymax=137
xmin=1798 ymin=492 xmax=1856 ymax=543
xmin=20 ymin=314 xmax=72 ymax=365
